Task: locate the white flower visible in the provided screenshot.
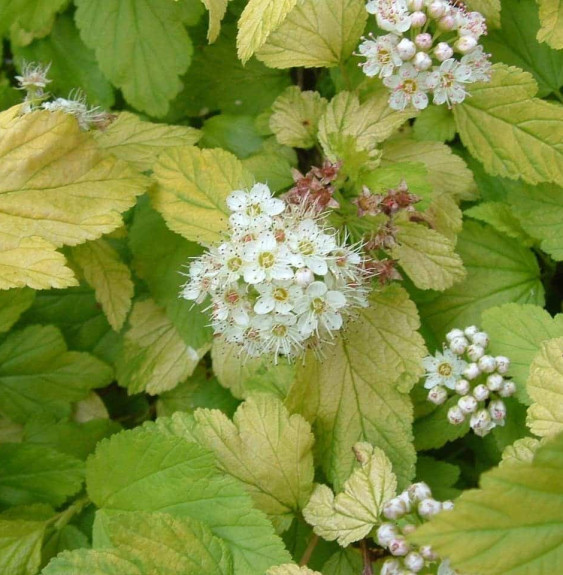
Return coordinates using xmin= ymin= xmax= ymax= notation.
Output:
xmin=15 ymin=61 xmax=51 ymax=90
xmin=228 ymin=183 xmax=285 ymax=231
xmin=242 ymin=232 xmax=294 ymax=284
xmin=422 ymin=348 xmax=467 ymax=390
xmin=460 ymin=46 xmax=492 ymax=82
xmin=253 ymin=314 xmax=303 ymax=360
xmin=287 ymin=219 xmax=337 ymax=275
xmin=41 ymin=91 xmax=111 ymax=131
xmin=358 ymin=33 xmax=403 ymax=78
xmin=429 ymin=58 xmax=473 ymax=106
xmin=212 ymin=285 xmax=250 ymax=326
xmin=383 ymin=63 xmax=432 ymax=110
xmin=294 ymin=281 xmax=347 ymax=337
xmin=366 ymin=0 xmax=412 ymax=34
xmin=457 ymin=11 xmax=487 ymax=39
xmin=254 ymin=281 xmax=301 ymax=315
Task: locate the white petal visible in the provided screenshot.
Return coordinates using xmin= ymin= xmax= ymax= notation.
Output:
xmin=323 ymin=311 xmax=343 ymax=331
xmin=326 ymin=290 xmax=347 ymax=308
xmin=227 ymin=190 xmax=248 ymax=212
xmin=307 ymin=257 xmax=328 ymax=275
xmin=254 ymin=296 xmax=275 ymax=314
xmin=307 ymin=281 xmax=328 ymax=297
xmin=243 ymin=265 xmax=265 ymax=284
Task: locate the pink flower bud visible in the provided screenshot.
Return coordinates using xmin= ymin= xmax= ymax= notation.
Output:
xmin=405 ymin=551 xmax=425 ymax=572
xmin=377 ymin=522 xmax=399 ymax=546
xmin=472 ymin=331 xmax=489 ymax=348
xmin=486 ymin=373 xmax=504 ymax=391
xmin=447 ymin=405 xmax=465 ymax=425
xmin=381 ymin=559 xmax=402 ymax=575
xmin=402 ymin=523 xmax=417 ymax=535
xmin=408 ymin=482 xmax=432 ymax=503
xmin=467 ymin=344 xmax=485 ymax=361
xmin=415 ymin=33 xmax=433 ymax=50
xmin=464 ymin=325 xmax=479 ymax=338
xmin=499 ymin=380 xmax=516 ymax=397
xmin=434 ymin=42 xmax=454 ymax=61
xmin=397 ymin=490 xmax=413 ymax=512
xmin=463 ymin=362 xmax=481 ymax=380
xmin=442 ymin=500 xmax=454 ymax=511
xmin=446 ymin=328 xmax=464 ymax=342
xmin=428 ymin=385 xmax=448 ymax=405
xmin=478 ymin=355 xmax=497 ymax=373
xmin=294 ymin=267 xmax=314 ymax=287
xmin=389 ymin=537 xmax=410 ymax=557
xmin=383 ymin=497 xmax=408 ymax=520
xmin=458 ymin=394 xmax=478 ymax=414
xmin=438 ymin=14 xmax=457 ymax=31
xmin=397 ymin=38 xmax=417 ymax=60
xmin=455 ymin=378 xmax=470 ymax=395
xmin=420 ymin=545 xmax=438 ymax=561
xmin=409 ymin=0 xmax=424 ymax=10
xmin=489 ymin=399 xmax=506 ymax=422
xmin=411 ymin=11 xmax=427 ymax=27
xmin=413 ymin=51 xmax=432 ymax=70
xmin=418 ymin=498 xmax=442 ymax=518
xmin=470 ymin=408 xmax=492 ymax=433
xmin=495 ymin=356 xmax=510 ymax=374
xmin=473 ymin=384 xmax=489 ymax=401
xmin=428 ymin=1 xmax=446 ymax=19
xmin=455 ymin=35 xmax=478 ymax=53
xmin=449 ymin=336 xmax=468 ymax=355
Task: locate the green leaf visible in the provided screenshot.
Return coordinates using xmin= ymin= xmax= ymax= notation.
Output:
xmin=201 ymin=115 xmax=264 ymax=159
xmin=381 ymin=136 xmax=477 ymax=201
xmin=453 ymin=64 xmax=563 ymax=185
xmin=481 ymin=304 xmax=563 ymax=403
xmin=72 ymin=239 xmax=134 ymax=332
xmin=322 ymin=548 xmax=363 ymax=574
xmin=527 ymin=337 xmax=563 ymax=438
xmin=256 ymin=0 xmax=367 ymax=68
xmin=42 ymin=549 xmax=143 ymax=575
xmin=506 ymin=182 xmax=563 ymax=261
xmin=86 ymin=427 xmax=291 ymax=574
xmin=0 ymin=518 xmax=46 ymax=575
xmin=419 ymin=221 xmax=544 ymax=341
xmin=0 ymin=0 xmax=67 ymax=36
xmin=212 ymin=339 xmax=295 ymax=400
xmin=0 ymin=325 xmax=113 ymax=424
xmin=13 ymin=14 xmax=114 ymax=107
xmin=129 ymin=199 xmax=212 ymax=351
xmin=481 ymin=0 xmax=563 ymax=97
xmin=242 ymin=152 xmax=295 ymax=191
xmin=412 ymin=432 xmax=563 ymax=575
xmin=286 ymin=285 xmax=425 ymax=490
xmin=168 ymin=24 xmax=291 ymax=118
xmin=267 ymin=566 xmax=321 ymax=575
xmin=237 ymin=0 xmax=299 ymax=63
xmin=415 ymin=456 xmax=460 ymax=501
xmin=74 ymin=0 xmax=192 ymax=116
xmin=95 ymin=112 xmax=200 ymax=172
xmin=0 ymin=288 xmax=34 ymax=333
xmin=156 ymin=365 xmax=240 ymax=418
xmin=270 ymin=87 xmax=327 ymax=149
xmin=201 ymin=0 xmax=231 ymax=42
xmin=107 ymin=512 xmax=232 ymax=574
xmin=0 ymin=109 xmax=148 ymax=248
xmin=116 ymin=299 xmax=209 ymax=395
xmin=151 ymin=146 xmax=252 ymax=245
xmin=23 ymin=414 xmax=120 ymax=460
xmin=413 ymin=106 xmax=456 ymax=142
xmin=193 ymin=395 xmax=315 ymax=532
xmin=464 ymin=202 xmax=533 ymax=246
xmin=303 ymin=443 xmax=396 ymax=546
xmin=537 ymin=0 xmax=563 ymax=49
xmin=391 ymin=220 xmax=466 ymax=291
xmin=500 ymin=437 xmax=540 ymax=467
xmin=0 ymin=444 xmax=84 ymax=508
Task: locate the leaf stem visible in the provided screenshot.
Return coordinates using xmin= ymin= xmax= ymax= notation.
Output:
xmin=361 ymin=539 xmax=374 ymax=575
xmin=299 ymin=533 xmax=319 ymax=566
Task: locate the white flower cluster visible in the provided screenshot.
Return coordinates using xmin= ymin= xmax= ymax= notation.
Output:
xmin=16 ymin=62 xmax=113 ymax=130
xmin=182 ymin=183 xmax=370 ymax=361
xmin=377 ymin=482 xmax=456 ymax=574
xmin=358 ymin=0 xmax=491 ymax=110
xmin=422 ymin=326 xmax=516 ymax=437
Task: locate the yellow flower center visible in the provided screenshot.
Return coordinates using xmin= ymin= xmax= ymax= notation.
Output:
xmin=259 ymin=252 xmax=275 ymax=268
xmin=227 ymin=256 xmax=242 ymax=271
xmin=437 ymin=362 xmax=453 ymax=377
xmin=403 ymin=79 xmax=418 ymax=95
xmin=273 ymin=287 xmax=289 ymax=302
xmin=311 ymin=297 xmax=326 ymax=314
xmin=298 ymin=239 xmax=315 ymax=256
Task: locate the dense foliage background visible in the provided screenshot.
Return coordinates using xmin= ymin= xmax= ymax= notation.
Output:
xmin=0 ymin=0 xmax=562 ymax=574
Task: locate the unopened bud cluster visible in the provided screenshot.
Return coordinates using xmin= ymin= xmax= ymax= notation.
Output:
xmin=284 ymin=160 xmax=341 ymax=215
xmin=16 ymin=62 xmax=114 ymax=130
xmin=182 ymin=183 xmax=371 ymax=361
xmin=378 ymin=482 xmax=454 ymax=574
xmin=422 ymin=326 xmax=516 ymax=437
xmin=357 ymin=0 xmax=492 ymax=110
